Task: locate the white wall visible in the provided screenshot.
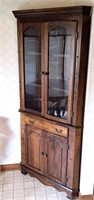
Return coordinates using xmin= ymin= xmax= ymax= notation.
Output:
xmin=0 ymin=0 xmax=94 ymax=195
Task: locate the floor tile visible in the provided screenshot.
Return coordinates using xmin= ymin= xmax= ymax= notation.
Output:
xmin=14 ymin=176 xmax=23 ymax=183
xmin=14 ymin=189 xmax=24 ymax=198
xmin=34 ymin=179 xmax=44 ymax=187
xmin=35 ymin=187 xmax=45 ymax=195
xmin=45 ymin=186 xmax=56 ymax=193
xmin=14 ymin=170 xmax=23 ymax=177
xmin=0 ymin=191 xmax=2 ymax=199
xmin=25 ymin=188 xmax=35 ymax=196
xmin=0 ymin=172 xmax=4 ymax=178
xmin=24 ymin=175 xmax=34 ymax=182
xmin=47 ymin=193 xmax=58 ymax=200
xmin=0 ymin=170 xmax=68 ymax=200
xmin=36 ymin=194 xmax=47 ymax=200
xmin=4 ymin=171 xmax=13 ymax=177
xmin=3 ymin=190 xmax=13 ymax=199
xmin=24 ymin=181 xmax=34 ymax=188
xmin=25 ymin=196 xmax=36 ymax=200
xmin=4 ymin=177 xmax=13 ymax=184
xmin=0 ymin=184 xmax=3 ymax=191
xmin=14 ymin=198 xmax=25 ymax=200
xmin=3 ymin=183 xmax=13 ymax=191
xmin=14 ymin=182 xmax=24 ymax=189
xmin=57 ymin=191 xmax=67 ymax=199
xmin=3 ymin=199 xmax=13 ymax=200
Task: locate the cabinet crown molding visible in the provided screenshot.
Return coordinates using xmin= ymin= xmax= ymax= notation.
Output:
xmin=13 ymin=6 xmax=92 ymax=19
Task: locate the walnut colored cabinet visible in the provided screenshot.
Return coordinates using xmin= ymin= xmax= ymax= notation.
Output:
xmin=44 ymin=132 xmax=68 ymax=185
xmin=25 ymin=122 xmax=68 ymax=185
xmin=21 ymin=113 xmax=68 ymax=184
xmin=13 ymin=6 xmax=91 ymax=199
xmin=25 ymin=125 xmax=44 ymax=174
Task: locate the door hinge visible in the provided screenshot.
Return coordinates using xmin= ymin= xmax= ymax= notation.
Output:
xmin=71 ymin=111 xmax=74 ymax=119
xmin=65 ymin=176 xmax=68 ymax=183
xmin=67 ymin=144 xmax=70 ymax=151
xmin=76 ymin=31 xmax=79 ymax=39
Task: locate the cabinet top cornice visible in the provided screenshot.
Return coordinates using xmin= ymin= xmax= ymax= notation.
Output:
xmin=13 ymin=6 xmax=92 ymax=18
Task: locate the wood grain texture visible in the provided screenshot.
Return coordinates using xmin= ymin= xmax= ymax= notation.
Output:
xmin=80 ymin=195 xmax=94 ymax=200
xmin=13 ymin=6 xmax=92 ymax=200
xmin=1 ymin=164 xmax=20 ymax=171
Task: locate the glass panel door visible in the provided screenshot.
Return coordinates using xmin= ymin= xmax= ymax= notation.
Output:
xmin=23 ymin=25 xmax=41 ymax=112
xmin=47 ymin=23 xmax=76 ymax=121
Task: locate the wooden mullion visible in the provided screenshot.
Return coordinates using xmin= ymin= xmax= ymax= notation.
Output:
xmin=41 ymin=23 xmax=48 ymax=116
xmin=18 ymin=21 xmax=25 ymax=110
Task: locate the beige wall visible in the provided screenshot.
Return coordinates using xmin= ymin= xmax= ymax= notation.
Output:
xmin=0 ymin=0 xmax=94 ymax=195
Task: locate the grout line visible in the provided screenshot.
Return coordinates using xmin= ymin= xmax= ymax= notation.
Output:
xmin=56 ymin=189 xmax=59 ymax=200
xmin=33 ymin=177 xmax=37 ymax=200
xmin=13 ymin=170 xmax=14 ymax=199
xmin=2 ymin=171 xmax=5 ymax=200
xmin=23 ymin=171 xmax=25 ymax=200
xmin=44 ymin=186 xmax=48 ymax=200
xmin=1 ymin=170 xmax=68 ymax=200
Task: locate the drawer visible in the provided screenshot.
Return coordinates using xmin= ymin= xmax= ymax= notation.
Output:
xmin=23 ymin=113 xmax=68 ymax=138
xmin=49 ymin=123 xmax=68 ymax=138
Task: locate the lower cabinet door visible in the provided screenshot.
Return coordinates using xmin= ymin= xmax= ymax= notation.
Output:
xmin=44 ymin=132 xmax=68 ymax=185
xmin=25 ymin=125 xmax=44 ymax=174
xmin=25 ymin=123 xmax=68 ymax=185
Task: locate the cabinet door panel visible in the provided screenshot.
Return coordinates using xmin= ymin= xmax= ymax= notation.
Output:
xmin=26 ymin=125 xmax=44 ymax=174
xmin=23 ymin=23 xmax=42 ymax=113
xmin=44 ymin=21 xmax=77 ymax=124
xmin=44 ymin=132 xmax=68 ymax=185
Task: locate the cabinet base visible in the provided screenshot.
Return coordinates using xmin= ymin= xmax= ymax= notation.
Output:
xmin=21 ymin=164 xmax=79 ymax=200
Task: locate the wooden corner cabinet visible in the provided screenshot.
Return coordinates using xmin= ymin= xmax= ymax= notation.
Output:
xmin=13 ymin=6 xmax=91 ymax=199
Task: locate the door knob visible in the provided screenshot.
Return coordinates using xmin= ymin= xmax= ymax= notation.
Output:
xmin=40 ymin=152 xmax=44 ymax=156
xmin=29 ymin=119 xmax=34 ymax=124
xmin=44 ymin=72 xmax=49 ymax=75
xmin=40 ymin=152 xmax=47 ymax=157
xmin=43 ymin=153 xmax=47 ymax=157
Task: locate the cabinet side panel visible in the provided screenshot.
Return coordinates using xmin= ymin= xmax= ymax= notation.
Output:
xmin=72 ymin=16 xmax=91 ymax=127
xmin=67 ymin=128 xmax=82 ymax=190
xmin=21 ymin=113 xmax=26 ymax=164
xmin=17 ymin=21 xmax=25 ymax=110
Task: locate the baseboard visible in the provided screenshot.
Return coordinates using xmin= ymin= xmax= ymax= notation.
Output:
xmin=0 ymin=163 xmax=21 ymax=171
xmin=80 ymin=195 xmax=94 ymax=200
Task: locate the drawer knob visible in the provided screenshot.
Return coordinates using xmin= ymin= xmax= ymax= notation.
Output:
xmin=40 ymin=152 xmax=47 ymax=157
xmin=43 ymin=153 xmax=47 ymax=158
xmin=40 ymin=152 xmax=44 ymax=156
xmin=55 ymin=128 xmax=62 ymax=133
xmin=29 ymin=119 xmax=34 ymax=124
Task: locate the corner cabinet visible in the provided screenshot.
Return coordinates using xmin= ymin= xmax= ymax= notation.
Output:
xmin=13 ymin=6 xmax=91 ymax=199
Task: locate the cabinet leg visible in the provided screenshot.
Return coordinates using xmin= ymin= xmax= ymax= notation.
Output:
xmin=21 ymin=164 xmax=27 ymax=175
xmin=67 ymin=198 xmax=79 ymax=200
xmin=66 ymin=191 xmax=80 ymax=200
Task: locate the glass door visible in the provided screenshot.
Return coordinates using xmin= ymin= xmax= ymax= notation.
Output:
xmin=46 ymin=22 xmax=77 ymax=123
xmin=23 ymin=24 xmax=41 ymax=113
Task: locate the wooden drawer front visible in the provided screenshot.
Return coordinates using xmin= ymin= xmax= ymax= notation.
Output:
xmin=25 ymin=115 xmax=68 ymax=138
xmin=49 ymin=123 xmax=68 ymax=138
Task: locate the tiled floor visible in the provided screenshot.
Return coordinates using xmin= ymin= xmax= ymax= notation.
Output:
xmin=0 ymin=170 xmax=68 ymax=200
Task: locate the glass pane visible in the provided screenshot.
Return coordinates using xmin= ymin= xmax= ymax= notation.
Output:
xmin=48 ymin=26 xmax=71 ymax=119
xmin=24 ymin=27 xmax=41 ymax=112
